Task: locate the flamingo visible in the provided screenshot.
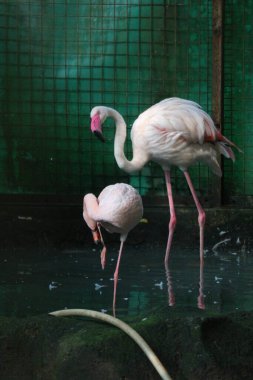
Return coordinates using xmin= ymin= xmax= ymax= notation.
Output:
xmin=83 ymin=183 xmax=143 ymax=315
xmin=90 ymin=98 xmax=241 ymax=266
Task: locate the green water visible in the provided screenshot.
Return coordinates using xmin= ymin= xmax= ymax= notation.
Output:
xmin=0 ymin=235 xmax=252 ymax=318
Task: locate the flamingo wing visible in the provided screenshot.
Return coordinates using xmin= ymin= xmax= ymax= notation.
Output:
xmin=134 ymin=98 xmax=217 ymax=146
xmin=98 ymin=184 xmax=143 ymax=234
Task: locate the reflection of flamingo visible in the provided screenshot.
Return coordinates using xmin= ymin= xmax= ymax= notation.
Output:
xmin=198 ymin=260 xmax=205 ymax=310
xmin=83 ymin=183 xmax=143 ymax=315
xmin=90 ymin=98 xmax=241 ymax=265
xmin=165 ymin=260 xmax=205 ymax=310
xmin=164 ymin=262 xmax=175 ymax=307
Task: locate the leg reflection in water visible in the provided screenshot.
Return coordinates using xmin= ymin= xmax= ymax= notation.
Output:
xmin=164 ymin=262 xmax=175 ymax=307
xmin=197 ymin=260 xmax=205 ymax=310
xmin=165 ymin=259 xmax=205 ymax=310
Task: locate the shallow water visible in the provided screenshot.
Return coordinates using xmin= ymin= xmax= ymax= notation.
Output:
xmin=0 ymin=237 xmax=253 ymax=319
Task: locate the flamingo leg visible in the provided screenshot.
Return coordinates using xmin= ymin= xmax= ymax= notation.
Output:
xmin=183 ymin=171 xmax=206 ymax=266
xmin=113 ymin=240 xmax=124 ymax=317
xmin=164 ymin=170 xmax=177 ymax=264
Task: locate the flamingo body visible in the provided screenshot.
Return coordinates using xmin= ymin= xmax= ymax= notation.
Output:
xmin=90 ymin=97 xmax=240 ymax=305
xmin=83 ymin=183 xmax=143 ymax=315
xmin=83 ymin=183 xmax=143 ymax=241
xmin=132 ymin=98 xmax=236 ymax=175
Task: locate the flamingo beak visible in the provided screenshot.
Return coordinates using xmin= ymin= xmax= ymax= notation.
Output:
xmin=91 ymin=114 xmax=105 ymax=143
xmin=92 ymin=228 xmax=102 ymax=245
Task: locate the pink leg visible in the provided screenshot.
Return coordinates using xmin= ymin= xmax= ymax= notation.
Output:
xmin=164 ymin=170 xmax=177 ymax=264
xmin=183 ymin=171 xmax=205 ymax=266
xmin=113 ymin=240 xmax=124 ymax=317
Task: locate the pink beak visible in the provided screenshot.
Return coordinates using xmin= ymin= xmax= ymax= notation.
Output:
xmin=91 ymin=114 xmax=105 ymax=142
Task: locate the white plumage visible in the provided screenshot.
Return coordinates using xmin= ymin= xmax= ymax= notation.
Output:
xmin=83 ymin=183 xmax=143 ymax=315
xmin=83 ymin=183 xmax=143 ymax=242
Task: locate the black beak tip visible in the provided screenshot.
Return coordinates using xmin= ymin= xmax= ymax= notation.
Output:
xmin=94 ymin=240 xmax=103 ymax=246
xmin=93 ymin=131 xmax=106 ymax=143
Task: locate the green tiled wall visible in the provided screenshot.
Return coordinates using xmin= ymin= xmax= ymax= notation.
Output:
xmin=223 ymin=0 xmax=253 ymax=203
xmin=2 ymin=1 xmax=250 ymax=205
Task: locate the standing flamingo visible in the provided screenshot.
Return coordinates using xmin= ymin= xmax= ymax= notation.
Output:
xmin=83 ymin=183 xmax=143 ymax=315
xmin=90 ymin=98 xmax=241 ymax=266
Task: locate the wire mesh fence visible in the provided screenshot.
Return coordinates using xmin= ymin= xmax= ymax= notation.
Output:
xmin=223 ymin=0 xmax=253 ymax=206
xmin=0 ymin=1 xmax=252 ymax=206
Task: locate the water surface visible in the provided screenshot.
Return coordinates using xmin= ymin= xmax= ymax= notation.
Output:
xmin=0 ymin=237 xmax=253 ymax=319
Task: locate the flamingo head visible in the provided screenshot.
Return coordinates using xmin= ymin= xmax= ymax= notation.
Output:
xmin=90 ymin=106 xmax=108 ymax=143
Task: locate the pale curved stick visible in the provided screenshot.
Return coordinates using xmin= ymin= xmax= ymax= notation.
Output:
xmin=49 ymin=308 xmax=172 ymax=380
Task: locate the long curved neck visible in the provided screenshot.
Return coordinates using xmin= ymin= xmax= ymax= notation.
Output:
xmin=107 ymin=107 xmax=147 ymax=173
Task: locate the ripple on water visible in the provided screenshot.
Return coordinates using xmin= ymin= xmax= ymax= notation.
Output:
xmin=0 ymin=243 xmax=253 ymax=318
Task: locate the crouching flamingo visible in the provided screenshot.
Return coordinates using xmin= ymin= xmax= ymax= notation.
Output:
xmin=83 ymin=183 xmax=143 ymax=315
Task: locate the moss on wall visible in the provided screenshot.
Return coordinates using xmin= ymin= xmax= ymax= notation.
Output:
xmin=0 ymin=309 xmax=253 ymax=379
